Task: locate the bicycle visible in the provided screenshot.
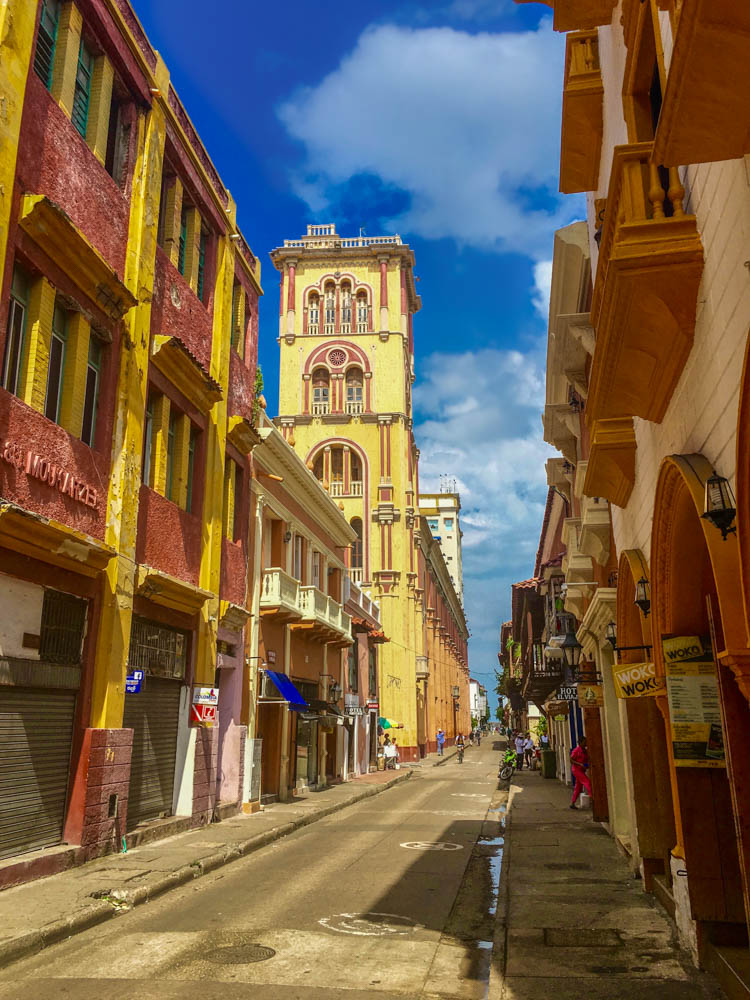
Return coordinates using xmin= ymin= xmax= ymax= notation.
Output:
xmin=456 ymin=745 xmax=465 ymax=764
xmin=499 ymin=748 xmax=516 ymax=781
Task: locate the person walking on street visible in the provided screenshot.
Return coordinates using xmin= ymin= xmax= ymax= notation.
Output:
xmin=476 ymin=729 xmax=481 ymax=747
xmin=436 ymin=729 xmax=445 ymax=756
xmin=540 ymin=730 xmax=550 ymax=752
xmin=384 ymin=738 xmax=398 ymax=770
xmin=570 ymin=736 xmax=592 ymax=808
xmin=514 ymin=732 xmax=525 ymax=770
xmin=523 ymin=733 xmax=534 ymax=769
xmin=456 ymin=732 xmax=466 ymax=763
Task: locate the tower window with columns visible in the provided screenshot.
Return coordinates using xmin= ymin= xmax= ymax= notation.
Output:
xmin=346 ymin=366 xmax=363 ymax=415
xmin=324 ymin=283 xmax=335 ymax=334
xmin=312 ymin=367 xmax=330 ymax=415
xmin=308 ymin=292 xmax=319 ymax=334
xmin=341 ymin=282 xmax=352 ymax=333
xmin=356 ymin=291 xmax=368 ymax=333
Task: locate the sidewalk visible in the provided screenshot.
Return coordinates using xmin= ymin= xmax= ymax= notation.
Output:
xmin=491 ymin=768 xmax=725 ymax=1000
xmin=0 ymin=767 xmax=413 ymax=970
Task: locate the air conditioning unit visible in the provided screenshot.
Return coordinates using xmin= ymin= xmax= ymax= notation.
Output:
xmin=258 ymin=670 xmax=283 ymax=701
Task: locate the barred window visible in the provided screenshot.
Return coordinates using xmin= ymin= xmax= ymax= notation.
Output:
xmin=39 ymin=589 xmax=87 ymax=664
xmin=33 ymin=0 xmax=60 ymax=89
xmin=128 ymin=616 xmax=188 ymax=680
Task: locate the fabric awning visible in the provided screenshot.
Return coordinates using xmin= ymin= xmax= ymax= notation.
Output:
xmin=265 ymin=670 xmax=308 ymax=708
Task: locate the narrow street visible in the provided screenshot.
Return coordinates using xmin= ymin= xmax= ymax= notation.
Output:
xmin=0 ymin=741 xmax=725 ymax=1000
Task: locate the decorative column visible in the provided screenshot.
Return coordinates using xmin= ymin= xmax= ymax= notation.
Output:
xmin=286 ymin=260 xmax=296 ymax=336
xmin=379 ymin=257 xmax=389 ymax=332
xmin=343 ymin=446 xmax=351 ymax=494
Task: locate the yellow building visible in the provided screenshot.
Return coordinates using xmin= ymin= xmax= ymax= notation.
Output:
xmin=271 ymin=225 xmax=469 ymax=758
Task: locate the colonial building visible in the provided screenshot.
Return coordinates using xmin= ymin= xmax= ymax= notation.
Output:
xmin=271 ymin=225 xmax=469 ymax=758
xmin=0 ymin=0 xmax=260 ymax=881
xmin=247 ymin=417 xmax=355 ymax=802
xmin=517 ymin=0 xmax=750 ymax=983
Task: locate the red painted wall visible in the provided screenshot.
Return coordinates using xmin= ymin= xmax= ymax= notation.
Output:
xmin=17 ymin=76 xmax=130 ymax=278
xmin=220 ymin=536 xmax=247 ymax=608
xmin=151 ymin=248 xmax=214 ymax=372
xmin=135 ymin=486 xmax=201 ymax=586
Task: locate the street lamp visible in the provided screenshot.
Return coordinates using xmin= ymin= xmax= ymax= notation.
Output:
xmin=634 ymin=577 xmax=651 ymax=618
xmin=451 ymin=685 xmax=460 ymax=698
xmin=605 ymin=621 xmax=617 ymax=648
xmin=701 ymin=472 xmax=737 ymax=540
xmin=560 ymin=628 xmax=583 ymax=670
xmin=329 ymin=681 xmax=342 ymax=702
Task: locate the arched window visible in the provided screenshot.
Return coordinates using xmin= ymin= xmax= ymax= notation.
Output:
xmin=341 ymin=282 xmax=352 ymax=333
xmin=350 ymin=452 xmax=363 ymax=496
xmin=356 ymin=292 xmax=368 ymax=332
xmin=312 ymin=367 xmax=329 ymax=415
xmin=350 ymin=517 xmax=363 ymax=583
xmin=345 ymin=366 xmax=364 ymax=416
xmin=308 ymin=293 xmax=320 ymax=334
xmin=313 ymin=452 xmax=324 ymax=481
xmin=324 ymin=282 xmax=335 ymax=333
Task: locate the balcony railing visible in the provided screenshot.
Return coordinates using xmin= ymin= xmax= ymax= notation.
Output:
xmin=330 ymin=480 xmax=363 ymax=498
xmin=346 ymin=401 xmax=363 ymax=416
xmin=587 ymin=141 xmax=703 ymax=428
xmin=560 ymin=29 xmax=603 ymax=194
xmin=349 ymin=567 xmax=364 ymax=584
xmin=299 ymin=585 xmax=352 ymax=641
xmin=308 ymin=323 xmax=319 ymax=335
xmin=312 ymin=402 xmax=329 ymax=415
xmin=653 ymin=0 xmax=750 ymax=167
xmin=260 ymin=568 xmax=303 ymax=618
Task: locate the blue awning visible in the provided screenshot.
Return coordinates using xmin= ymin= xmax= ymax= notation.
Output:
xmin=265 ymin=670 xmax=308 ymax=708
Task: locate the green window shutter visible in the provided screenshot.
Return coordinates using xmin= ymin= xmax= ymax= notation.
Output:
xmin=80 ymin=337 xmax=102 ymax=447
xmin=33 ymin=0 xmax=60 ymax=89
xmin=197 ymin=229 xmax=207 ymax=300
xmin=72 ymin=37 xmax=93 ymax=138
xmin=178 ymin=208 xmax=187 ymax=275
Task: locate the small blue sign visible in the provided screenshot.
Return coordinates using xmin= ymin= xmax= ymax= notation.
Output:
xmin=126 ymin=670 xmax=144 ymax=694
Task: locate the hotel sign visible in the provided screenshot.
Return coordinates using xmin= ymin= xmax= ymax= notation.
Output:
xmin=1 ymin=439 xmax=98 ymax=509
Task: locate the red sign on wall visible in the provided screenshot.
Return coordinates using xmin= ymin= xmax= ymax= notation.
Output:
xmin=191 ymin=703 xmax=217 ymax=727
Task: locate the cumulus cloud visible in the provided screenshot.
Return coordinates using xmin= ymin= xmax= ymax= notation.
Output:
xmin=414 ymin=348 xmax=554 ymax=679
xmin=531 ymin=259 xmax=553 ymax=319
xmin=278 ymin=21 xmax=576 ymax=257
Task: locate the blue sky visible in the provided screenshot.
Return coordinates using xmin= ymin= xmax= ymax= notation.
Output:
xmin=135 ymin=0 xmax=584 ymax=711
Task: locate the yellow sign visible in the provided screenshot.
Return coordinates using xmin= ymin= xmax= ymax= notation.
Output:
xmin=578 ymin=683 xmax=604 ymax=707
xmin=663 ymin=636 xmax=725 ymax=768
xmin=612 ymin=661 xmax=665 ymax=699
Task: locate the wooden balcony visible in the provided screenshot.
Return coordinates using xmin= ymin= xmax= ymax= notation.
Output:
xmin=514 ymin=0 xmax=616 ymax=32
xmin=560 ymin=30 xmax=604 ymax=194
xmin=295 ymin=585 xmax=353 ymax=644
xmin=587 ymin=142 xmax=704 ymax=426
xmin=654 ymin=2 xmax=750 ymax=166
xmin=584 ymin=417 xmax=637 ymax=508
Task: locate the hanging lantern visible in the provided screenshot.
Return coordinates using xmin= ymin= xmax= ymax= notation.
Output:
xmin=701 ymin=472 xmax=737 ymax=541
xmin=605 ymin=621 xmax=617 ymax=648
xmin=634 ymin=577 xmax=651 ymax=618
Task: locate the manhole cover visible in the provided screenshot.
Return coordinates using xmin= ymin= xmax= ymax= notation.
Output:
xmin=207 ymin=944 xmax=276 ymax=964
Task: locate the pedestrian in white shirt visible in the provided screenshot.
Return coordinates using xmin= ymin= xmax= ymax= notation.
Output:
xmin=514 ymin=734 xmax=525 ymax=770
xmin=523 ymin=734 xmax=535 ymax=769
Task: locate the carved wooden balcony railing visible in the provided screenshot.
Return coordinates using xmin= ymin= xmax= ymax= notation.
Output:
xmin=561 ymin=30 xmax=604 ymax=194
xmin=654 ymin=0 xmax=750 ymax=166
xmin=514 ymin=0 xmax=616 ymax=32
xmin=588 ymin=141 xmax=703 ymax=430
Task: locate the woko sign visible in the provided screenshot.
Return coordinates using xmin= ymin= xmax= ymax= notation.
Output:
xmin=612 ymin=661 xmax=665 ymax=699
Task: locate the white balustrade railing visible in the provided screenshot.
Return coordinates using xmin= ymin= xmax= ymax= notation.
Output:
xmin=260 ymin=568 xmax=301 ymax=612
xmin=312 ymin=402 xmax=329 ymax=415
xmin=349 ymin=567 xmax=364 ymax=584
xmin=329 ymin=480 xmax=363 ymax=497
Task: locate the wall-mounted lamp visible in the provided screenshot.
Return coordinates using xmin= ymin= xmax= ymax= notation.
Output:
xmin=329 ymin=681 xmax=342 ymax=702
xmin=284 ymin=530 xmax=292 ymax=543
xmin=605 ymin=621 xmax=617 ymax=648
xmin=634 ymin=577 xmax=651 ymax=618
xmin=701 ymin=472 xmax=737 ymax=541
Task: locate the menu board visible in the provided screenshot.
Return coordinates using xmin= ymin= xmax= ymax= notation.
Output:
xmin=662 ymin=635 xmax=725 ymax=768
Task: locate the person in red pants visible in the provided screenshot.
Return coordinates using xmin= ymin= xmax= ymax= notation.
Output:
xmin=570 ymin=736 xmax=592 ymax=809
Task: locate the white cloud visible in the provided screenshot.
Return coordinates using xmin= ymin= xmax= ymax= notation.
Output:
xmin=278 ymin=21 xmax=577 ymax=257
xmin=531 ymin=259 xmax=553 ymax=319
xmin=414 ymin=347 xmax=554 ymax=682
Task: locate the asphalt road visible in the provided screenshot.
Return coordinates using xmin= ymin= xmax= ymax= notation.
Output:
xmin=0 ymin=742 xmax=507 ymax=1000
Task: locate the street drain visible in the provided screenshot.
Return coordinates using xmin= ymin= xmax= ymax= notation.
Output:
xmin=207 ymin=944 xmax=276 ymax=964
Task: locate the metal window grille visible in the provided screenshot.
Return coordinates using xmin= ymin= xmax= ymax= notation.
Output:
xmin=128 ymin=616 xmax=188 ymax=680
xmin=71 ymin=39 xmax=93 ymax=138
xmin=39 ymin=589 xmax=87 ymax=663
xmin=33 ymin=0 xmax=59 ymax=89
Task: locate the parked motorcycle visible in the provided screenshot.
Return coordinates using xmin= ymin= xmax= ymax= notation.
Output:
xmin=499 ymin=747 xmax=516 ymax=781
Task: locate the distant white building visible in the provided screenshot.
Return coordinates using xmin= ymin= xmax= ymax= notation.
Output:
xmin=419 ymin=491 xmax=464 ymax=603
xmin=469 ymin=678 xmax=488 ymax=724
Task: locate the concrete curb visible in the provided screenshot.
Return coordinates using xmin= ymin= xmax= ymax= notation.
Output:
xmin=0 ymin=770 xmax=412 ymax=971
xmin=434 ymin=749 xmax=458 ymax=766
xmin=488 ymin=785 xmax=515 ymax=999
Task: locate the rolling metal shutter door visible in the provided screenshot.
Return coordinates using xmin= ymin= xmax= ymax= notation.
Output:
xmin=123 ymin=678 xmax=181 ymax=830
xmin=0 ymin=688 xmax=76 ymax=861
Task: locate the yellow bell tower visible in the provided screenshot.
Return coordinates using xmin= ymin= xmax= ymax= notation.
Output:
xmin=271 ymin=223 xmax=426 ymax=757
